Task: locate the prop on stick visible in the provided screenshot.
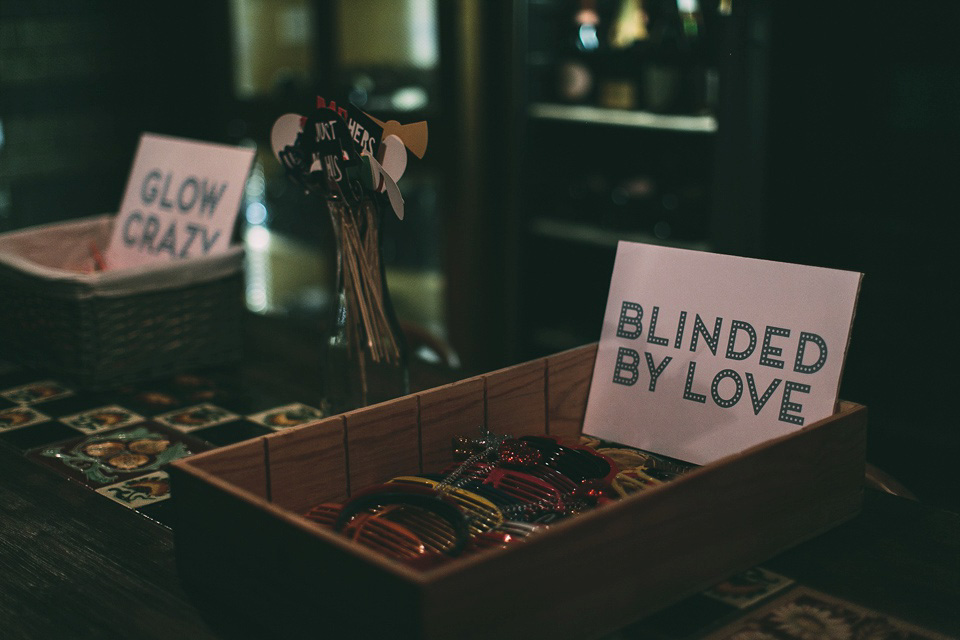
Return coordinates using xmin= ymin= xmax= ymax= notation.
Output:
xmin=270 ymin=97 xmax=428 ymax=412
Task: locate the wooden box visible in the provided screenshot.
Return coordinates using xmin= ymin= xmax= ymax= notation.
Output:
xmin=170 ymin=344 xmax=866 ymax=639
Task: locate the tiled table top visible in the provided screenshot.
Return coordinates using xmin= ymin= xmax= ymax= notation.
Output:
xmin=0 ymin=363 xmax=325 ymax=530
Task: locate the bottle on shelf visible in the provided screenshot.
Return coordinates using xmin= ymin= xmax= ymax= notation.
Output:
xmin=596 ymin=0 xmax=649 ymax=110
xmin=676 ymin=0 xmax=714 ymax=114
xmin=555 ymin=0 xmax=603 ymax=104
xmin=545 ymin=0 xmax=723 ymax=115
xmin=642 ymin=0 xmax=715 ymax=115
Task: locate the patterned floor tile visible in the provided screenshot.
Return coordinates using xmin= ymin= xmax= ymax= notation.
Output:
xmin=29 ymin=422 xmax=209 ymax=488
xmin=703 ymin=567 xmax=795 ymax=609
xmin=154 ymin=403 xmax=240 ymax=432
xmin=249 ymin=403 xmax=324 ymax=431
xmin=1 ymin=380 xmax=74 ymax=405
xmin=59 ymin=405 xmax=146 ymax=435
xmin=114 ymin=387 xmax=191 ymax=415
xmin=97 ymin=471 xmax=171 ymax=508
xmin=0 ymin=406 xmax=51 ymax=431
xmin=701 ymin=586 xmax=955 ymax=640
xmin=0 ymin=359 xmax=319 ymax=531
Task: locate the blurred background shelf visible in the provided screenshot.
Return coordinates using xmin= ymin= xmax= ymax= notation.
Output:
xmin=529 ymin=216 xmax=712 ymax=251
xmin=528 ymin=102 xmax=718 ymax=132
xmin=513 ymin=0 xmax=724 ymax=358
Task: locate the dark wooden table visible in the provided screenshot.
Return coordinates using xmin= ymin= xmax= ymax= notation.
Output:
xmin=1 ymin=314 xmax=957 ymax=639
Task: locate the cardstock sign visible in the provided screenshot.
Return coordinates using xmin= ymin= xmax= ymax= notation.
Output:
xmin=582 ymin=242 xmax=862 ymax=465
xmin=106 ymin=133 xmax=255 ymax=270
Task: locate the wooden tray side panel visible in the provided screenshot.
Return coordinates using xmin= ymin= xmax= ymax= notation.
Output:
xmin=345 ymin=396 xmax=420 ymax=491
xmin=182 ymin=438 xmax=267 ymax=498
xmin=546 ymin=344 xmax=596 ymax=439
xmin=484 ymin=358 xmax=548 ymax=437
xmin=266 ymin=416 xmax=348 ymax=512
xmin=422 ymin=405 xmax=867 ymax=640
xmin=171 ymin=463 xmax=424 ymax=638
xmin=418 ymin=377 xmax=485 ymax=473
xmin=170 ymin=464 xmax=284 ymax=629
xmin=266 ymin=510 xmax=425 ymax=638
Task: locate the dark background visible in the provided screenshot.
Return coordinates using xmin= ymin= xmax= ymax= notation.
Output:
xmin=1 ymin=0 xmax=957 ymax=512
xmin=758 ymin=2 xmax=960 ymax=515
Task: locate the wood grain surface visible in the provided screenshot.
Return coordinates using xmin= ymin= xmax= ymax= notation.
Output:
xmin=418 ymin=377 xmax=485 ymax=473
xmin=344 ymin=395 xmax=420 ymax=490
xmin=0 ymin=445 xmax=256 ymax=639
xmin=484 ymin=358 xmax=548 ymax=437
xmin=266 ymin=415 xmax=348 ymax=511
xmin=546 ymin=343 xmax=597 ymax=438
xmin=186 ymin=437 xmax=268 ymax=499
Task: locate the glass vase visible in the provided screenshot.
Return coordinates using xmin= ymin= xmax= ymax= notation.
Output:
xmin=321 ymin=193 xmax=409 ymax=415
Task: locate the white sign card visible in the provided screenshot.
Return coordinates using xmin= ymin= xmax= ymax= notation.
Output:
xmin=582 ymin=242 xmax=862 ymax=465
xmin=106 ymin=133 xmax=255 ymax=270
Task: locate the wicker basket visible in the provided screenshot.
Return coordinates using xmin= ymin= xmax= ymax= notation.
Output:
xmin=0 ymin=215 xmax=244 ymax=390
